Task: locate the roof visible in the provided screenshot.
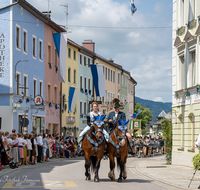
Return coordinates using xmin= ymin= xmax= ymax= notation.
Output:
xmin=158 ymin=110 xmax=166 ymax=118
xmin=67 ymin=39 xmax=82 ymax=50
xmin=18 ymin=0 xmax=66 ymax=32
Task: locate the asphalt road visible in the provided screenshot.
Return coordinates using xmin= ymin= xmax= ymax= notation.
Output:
xmin=0 ymin=157 xmax=177 ymax=190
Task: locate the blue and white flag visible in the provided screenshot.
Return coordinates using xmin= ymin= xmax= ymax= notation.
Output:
xmin=68 ymin=87 xmax=79 ymax=112
xmin=130 ymin=0 xmax=137 ymax=15
xmin=90 ymin=64 xmax=105 ymax=97
xmin=53 ymin=32 xmax=67 ymax=83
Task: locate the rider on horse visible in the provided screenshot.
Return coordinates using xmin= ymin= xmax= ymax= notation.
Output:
xmin=107 ymin=98 xmax=126 ymax=132
xmin=79 ymin=102 xmax=109 ymax=142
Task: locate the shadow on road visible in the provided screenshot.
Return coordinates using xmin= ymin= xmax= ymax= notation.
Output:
xmin=98 ymin=178 xmax=152 ymax=183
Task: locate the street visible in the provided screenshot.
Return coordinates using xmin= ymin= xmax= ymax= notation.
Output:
xmin=0 ymin=156 xmax=185 ymax=190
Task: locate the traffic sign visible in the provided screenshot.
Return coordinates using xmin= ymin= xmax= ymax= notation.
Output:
xmin=20 ymin=118 xmax=29 ymax=127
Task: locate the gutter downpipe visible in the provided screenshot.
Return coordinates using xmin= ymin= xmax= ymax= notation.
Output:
xmin=0 ymin=0 xmax=19 ymax=11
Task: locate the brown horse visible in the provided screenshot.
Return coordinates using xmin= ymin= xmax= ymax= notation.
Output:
xmin=108 ymin=120 xmax=129 ymax=182
xmin=82 ymin=115 xmax=106 ymax=182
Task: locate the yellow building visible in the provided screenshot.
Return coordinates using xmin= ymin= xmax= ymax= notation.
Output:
xmin=172 ymin=0 xmax=200 ymax=167
xmin=61 ymin=39 xmax=81 ymax=138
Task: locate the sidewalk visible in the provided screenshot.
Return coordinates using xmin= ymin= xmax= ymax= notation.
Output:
xmin=130 ymin=155 xmax=200 ymax=189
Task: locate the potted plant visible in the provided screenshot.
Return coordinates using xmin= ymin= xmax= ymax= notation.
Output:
xmin=49 ymin=102 xmax=53 ymax=107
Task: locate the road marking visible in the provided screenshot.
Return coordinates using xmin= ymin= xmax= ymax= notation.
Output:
xmin=2 ymin=180 xmax=78 ymax=188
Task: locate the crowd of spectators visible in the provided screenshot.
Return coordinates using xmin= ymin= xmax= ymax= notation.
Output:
xmin=0 ymin=129 xmax=79 ymax=170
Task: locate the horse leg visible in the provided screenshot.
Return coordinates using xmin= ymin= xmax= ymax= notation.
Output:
xmin=85 ymin=157 xmax=91 ymax=180
xmin=122 ymin=163 xmax=127 ymax=180
xmin=117 ymin=157 xmax=124 ymax=183
xmin=94 ymin=159 xmax=101 ymax=182
xmin=108 ymin=153 xmax=115 ymax=181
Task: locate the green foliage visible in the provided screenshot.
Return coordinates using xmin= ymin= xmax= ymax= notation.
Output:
xmin=192 ymin=153 xmax=200 ymax=170
xmin=135 ymin=103 xmax=153 ymax=130
xmin=135 ymin=97 xmax=172 ymax=121
xmin=162 ymin=119 xmax=172 ymax=164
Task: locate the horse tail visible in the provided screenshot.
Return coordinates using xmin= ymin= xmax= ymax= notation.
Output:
xmin=90 ymin=156 xmax=97 ymax=172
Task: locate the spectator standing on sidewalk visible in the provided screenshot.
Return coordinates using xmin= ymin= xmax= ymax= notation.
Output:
xmin=37 ymin=134 xmax=43 ymax=163
xmin=26 ymin=134 xmax=32 ymax=164
xmin=42 ymin=134 xmax=48 ymax=162
xmin=10 ymin=133 xmax=19 ymax=167
xmin=18 ymin=133 xmax=25 ymax=165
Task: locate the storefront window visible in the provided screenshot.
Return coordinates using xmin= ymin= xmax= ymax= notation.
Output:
xmin=32 ymin=116 xmax=45 ymax=134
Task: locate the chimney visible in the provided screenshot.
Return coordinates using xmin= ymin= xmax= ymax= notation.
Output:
xmin=109 ymin=58 xmax=114 ymax=63
xmin=82 ymin=40 xmax=95 ymax=52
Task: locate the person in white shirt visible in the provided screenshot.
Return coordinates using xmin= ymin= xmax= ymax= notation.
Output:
xmin=26 ymin=134 xmax=32 ymax=164
xmin=22 ymin=135 xmax=28 ymax=165
xmin=18 ymin=133 xmax=25 ymax=165
xmin=37 ymin=134 xmax=43 ymax=163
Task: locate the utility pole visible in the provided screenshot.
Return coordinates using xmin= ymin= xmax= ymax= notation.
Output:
xmin=60 ymin=4 xmax=68 ymax=32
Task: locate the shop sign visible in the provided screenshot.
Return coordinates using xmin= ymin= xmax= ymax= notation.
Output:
xmin=34 ymin=95 xmax=43 ymax=105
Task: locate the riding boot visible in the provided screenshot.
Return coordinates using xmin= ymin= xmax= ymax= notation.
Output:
xmin=78 ymin=140 xmax=84 ymax=156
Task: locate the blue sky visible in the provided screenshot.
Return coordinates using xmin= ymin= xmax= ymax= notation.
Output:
xmin=28 ymin=0 xmax=173 ymax=102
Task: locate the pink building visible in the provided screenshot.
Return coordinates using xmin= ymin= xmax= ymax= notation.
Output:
xmin=44 ymin=22 xmax=65 ymax=135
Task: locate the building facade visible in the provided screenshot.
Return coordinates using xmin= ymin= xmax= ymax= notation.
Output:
xmin=78 ymin=45 xmax=95 ymax=132
xmin=0 ymin=0 xmax=46 ymax=134
xmin=172 ymin=0 xmax=200 ymax=167
xmin=44 ymin=22 xmax=65 ymax=135
xmin=62 ymin=39 xmax=80 ymax=138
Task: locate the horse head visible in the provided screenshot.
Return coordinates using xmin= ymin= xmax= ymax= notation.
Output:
xmin=115 ymin=120 xmax=129 ymax=146
xmin=93 ymin=115 xmax=106 ymax=141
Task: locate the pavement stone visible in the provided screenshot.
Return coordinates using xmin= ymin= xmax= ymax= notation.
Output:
xmin=131 ymin=155 xmax=200 ymax=190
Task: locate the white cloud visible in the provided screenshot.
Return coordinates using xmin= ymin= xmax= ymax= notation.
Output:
xmin=153 ymin=97 xmax=164 ymax=102
xmin=27 ymin=0 xmax=172 ymax=102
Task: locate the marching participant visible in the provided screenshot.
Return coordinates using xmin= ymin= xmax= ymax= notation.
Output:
xmin=79 ymin=102 xmax=109 ymax=142
xmin=107 ymin=98 xmax=126 ymax=131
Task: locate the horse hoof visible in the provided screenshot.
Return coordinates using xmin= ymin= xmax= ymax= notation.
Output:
xmin=123 ymin=177 xmax=127 ymax=180
xmin=88 ymin=176 xmax=91 ymax=180
xmin=111 ymin=177 xmax=115 ymax=181
xmin=94 ymin=178 xmax=99 ymax=182
xmin=117 ymin=178 xmax=122 ymax=183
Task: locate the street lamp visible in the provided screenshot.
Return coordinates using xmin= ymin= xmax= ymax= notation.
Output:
xmin=15 ymin=60 xmax=29 ymax=82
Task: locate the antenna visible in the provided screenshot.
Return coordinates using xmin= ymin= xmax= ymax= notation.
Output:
xmin=60 ymin=4 xmax=68 ymax=32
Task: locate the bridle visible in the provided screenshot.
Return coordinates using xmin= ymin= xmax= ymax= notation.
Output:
xmin=109 ymin=121 xmax=128 ymax=154
xmin=86 ymin=115 xmax=105 ymax=153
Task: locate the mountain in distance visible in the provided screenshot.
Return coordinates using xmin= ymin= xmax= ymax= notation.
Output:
xmin=135 ymin=97 xmax=172 ymax=122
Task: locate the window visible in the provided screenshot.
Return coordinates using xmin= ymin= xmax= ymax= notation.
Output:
xmin=84 ymin=77 xmax=86 ymax=89
xmin=80 ymin=55 xmax=82 ymax=65
xmin=189 ymin=0 xmax=195 ymax=21
xmin=88 ymin=78 xmax=90 ymax=92
xmin=39 ymin=40 xmax=43 ymax=60
xmin=33 ymin=79 xmax=37 ymax=97
xmin=80 ymin=102 xmax=82 ymax=114
xmin=118 ymin=73 xmax=120 ymax=84
xmin=23 ymin=30 xmax=27 ymax=53
xmin=102 ymin=97 xmax=104 ymax=104
xmin=33 ymin=36 xmax=36 ymax=58
xmin=62 ymin=95 xmax=65 ymax=109
xmin=84 ymin=102 xmax=87 ymax=114
xmin=122 ymin=75 xmax=123 ymax=85
xmin=24 ymin=76 xmax=28 ymax=96
xmin=105 ymin=68 xmax=107 ymax=80
xmin=108 ymin=69 xmax=110 ymax=81
xmin=84 ymin=56 xmax=86 ymax=66
xmin=178 ymin=56 xmax=184 ymax=90
xmin=188 ymin=51 xmax=196 ymax=87
xmin=48 ymin=45 xmax=51 ymax=63
xmin=73 ymin=50 xmax=76 ymax=60
xmin=111 ymin=70 xmax=112 ymax=82
xmin=88 ymin=58 xmax=90 ymax=67
xmin=103 ymin=66 xmax=104 ymax=74
xmin=48 ymin=85 xmax=51 ymax=102
xmin=105 ymin=91 xmax=107 ymax=103
xmin=0 ymin=118 xmax=1 ymax=130
xmin=39 ymin=81 xmax=43 ymax=97
xmin=68 ymin=48 xmax=71 ymax=58
xmin=55 ymin=49 xmax=58 ymax=67
xmin=179 ymin=0 xmax=184 ymax=27
xmin=68 ymin=68 xmax=71 ymax=82
xmin=16 ymin=25 xmax=21 ymax=49
xmin=80 ymin=76 xmax=82 ymax=89
xmin=74 ymin=70 xmax=76 ymax=84
xmin=54 ymin=86 xmax=57 ymax=104
xmin=16 ymin=73 xmax=20 ymax=95
xmin=113 ymin=71 xmax=115 ymax=83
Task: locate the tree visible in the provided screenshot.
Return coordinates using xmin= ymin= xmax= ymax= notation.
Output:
xmin=134 ymin=103 xmax=153 ymax=130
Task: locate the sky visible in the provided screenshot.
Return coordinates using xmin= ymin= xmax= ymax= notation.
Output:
xmin=27 ymin=0 xmax=173 ymax=103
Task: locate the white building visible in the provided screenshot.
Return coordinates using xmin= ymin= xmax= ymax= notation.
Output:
xmin=172 ymin=0 xmax=200 ymax=167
